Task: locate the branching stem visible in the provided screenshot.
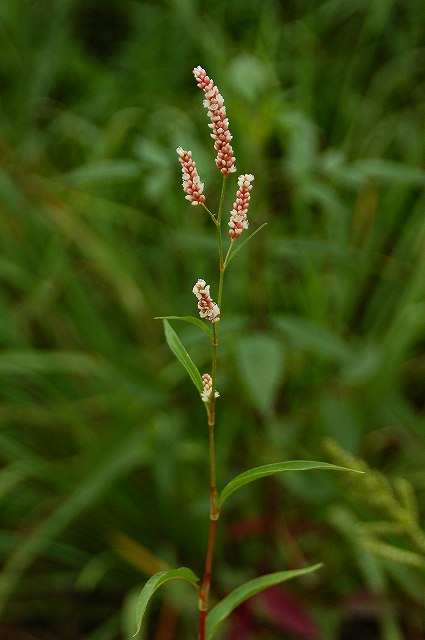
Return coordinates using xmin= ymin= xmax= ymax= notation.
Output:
xmin=198 ymin=175 xmax=228 ymax=640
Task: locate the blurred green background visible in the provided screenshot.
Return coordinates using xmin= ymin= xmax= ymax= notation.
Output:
xmin=0 ymin=0 xmax=424 ymax=638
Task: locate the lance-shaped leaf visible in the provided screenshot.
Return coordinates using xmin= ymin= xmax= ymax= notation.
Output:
xmin=135 ymin=567 xmax=199 ymax=635
xmin=219 ymin=460 xmax=362 ymax=507
xmin=205 ymin=564 xmax=322 ymax=640
xmin=162 ymin=319 xmax=203 ymax=394
xmin=155 ymin=315 xmax=213 ymax=341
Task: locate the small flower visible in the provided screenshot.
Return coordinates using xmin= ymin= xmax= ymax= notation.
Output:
xmin=192 ymin=279 xmax=220 ymax=323
xmin=228 ymin=174 xmax=254 ymax=239
xmin=201 ymin=373 xmax=219 ymax=403
xmin=193 ymin=66 xmax=236 ymax=176
xmin=176 ymin=147 xmax=206 ymax=206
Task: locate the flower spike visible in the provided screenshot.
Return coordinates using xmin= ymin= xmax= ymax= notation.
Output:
xmin=176 ymin=147 xmax=206 ymax=206
xmin=193 ymin=66 xmax=236 ymax=175
xmin=228 ymin=174 xmax=254 ymax=239
xmin=201 ymin=373 xmax=219 ymax=403
xmin=192 ymin=279 xmax=220 ymax=323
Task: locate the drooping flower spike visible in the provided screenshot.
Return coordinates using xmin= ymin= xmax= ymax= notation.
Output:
xmin=192 ymin=279 xmax=220 ymax=323
xmin=201 ymin=373 xmax=219 ymax=403
xmin=176 ymin=147 xmax=206 ymax=206
xmin=228 ymin=174 xmax=254 ymax=239
xmin=193 ymin=66 xmax=236 ymax=176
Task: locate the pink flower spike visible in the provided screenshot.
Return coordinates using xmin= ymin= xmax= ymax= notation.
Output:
xmin=201 ymin=373 xmax=219 ymax=403
xmin=176 ymin=147 xmax=206 ymax=206
xmin=193 ymin=66 xmax=236 ymax=176
xmin=192 ymin=279 xmax=220 ymax=323
xmin=228 ymin=174 xmax=254 ymax=239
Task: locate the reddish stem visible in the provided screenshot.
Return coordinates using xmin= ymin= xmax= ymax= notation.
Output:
xmin=199 ymin=176 xmax=226 ymax=639
xmin=198 ymin=516 xmax=218 ymax=640
xmin=199 ymin=610 xmax=207 ymax=640
xmin=198 ymin=411 xmax=220 ymax=639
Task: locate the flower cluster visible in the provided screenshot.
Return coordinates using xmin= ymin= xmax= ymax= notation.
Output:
xmin=201 ymin=373 xmax=219 ymax=403
xmin=192 ymin=279 xmax=220 ymax=323
xmin=193 ymin=66 xmax=236 ymax=176
xmin=228 ymin=174 xmax=254 ymax=239
xmin=176 ymin=147 xmax=206 ymax=206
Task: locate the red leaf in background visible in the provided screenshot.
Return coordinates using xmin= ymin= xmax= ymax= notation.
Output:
xmin=253 ymin=586 xmax=321 ymax=639
xmin=223 ymin=601 xmax=253 ymax=640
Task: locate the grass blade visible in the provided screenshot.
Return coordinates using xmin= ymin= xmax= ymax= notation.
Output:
xmin=0 ymin=426 xmax=145 ymax=615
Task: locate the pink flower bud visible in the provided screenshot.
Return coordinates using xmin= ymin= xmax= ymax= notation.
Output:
xmin=192 ymin=279 xmax=220 ymax=323
xmin=193 ymin=66 xmax=236 ymax=176
xmin=176 ymin=147 xmax=206 ymax=205
xmin=228 ymin=174 xmax=254 ymax=239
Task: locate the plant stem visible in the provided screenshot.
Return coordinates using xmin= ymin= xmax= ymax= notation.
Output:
xmin=216 ymin=177 xmax=227 ymax=273
xmin=198 ymin=176 xmax=228 ymax=640
xmin=202 ymin=203 xmax=219 ymax=227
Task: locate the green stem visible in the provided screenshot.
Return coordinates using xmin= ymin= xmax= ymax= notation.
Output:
xmin=202 ymin=203 xmax=219 ymax=226
xmin=216 ymin=176 xmax=227 ymax=272
xmin=198 ymin=175 xmax=228 ymax=640
xmin=223 ymin=240 xmax=234 ymax=272
xmin=217 ymin=175 xmax=227 ymax=225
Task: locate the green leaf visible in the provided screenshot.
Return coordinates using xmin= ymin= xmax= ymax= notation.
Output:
xmin=155 ymin=316 xmax=213 ymax=341
xmin=274 ymin=315 xmax=350 ymax=362
xmin=0 ymin=350 xmax=102 ymax=375
xmin=350 ymin=158 xmax=425 ymax=186
xmin=229 ymin=55 xmax=270 ymax=103
xmin=227 ymin=223 xmax=267 ymax=264
xmin=219 ymin=460 xmax=362 ymax=506
xmin=162 ymin=319 xmax=203 ymax=394
xmin=59 ymin=160 xmax=141 ymax=186
xmin=206 ymin=564 xmax=322 ymax=640
xmin=135 ymin=568 xmax=199 ymax=635
xmin=235 ymin=333 xmax=285 ymax=414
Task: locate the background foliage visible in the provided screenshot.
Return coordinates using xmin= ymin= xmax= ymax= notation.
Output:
xmin=0 ymin=0 xmax=424 ymax=638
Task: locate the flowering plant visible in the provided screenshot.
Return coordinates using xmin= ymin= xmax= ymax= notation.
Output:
xmin=135 ymin=66 xmax=359 ymax=640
